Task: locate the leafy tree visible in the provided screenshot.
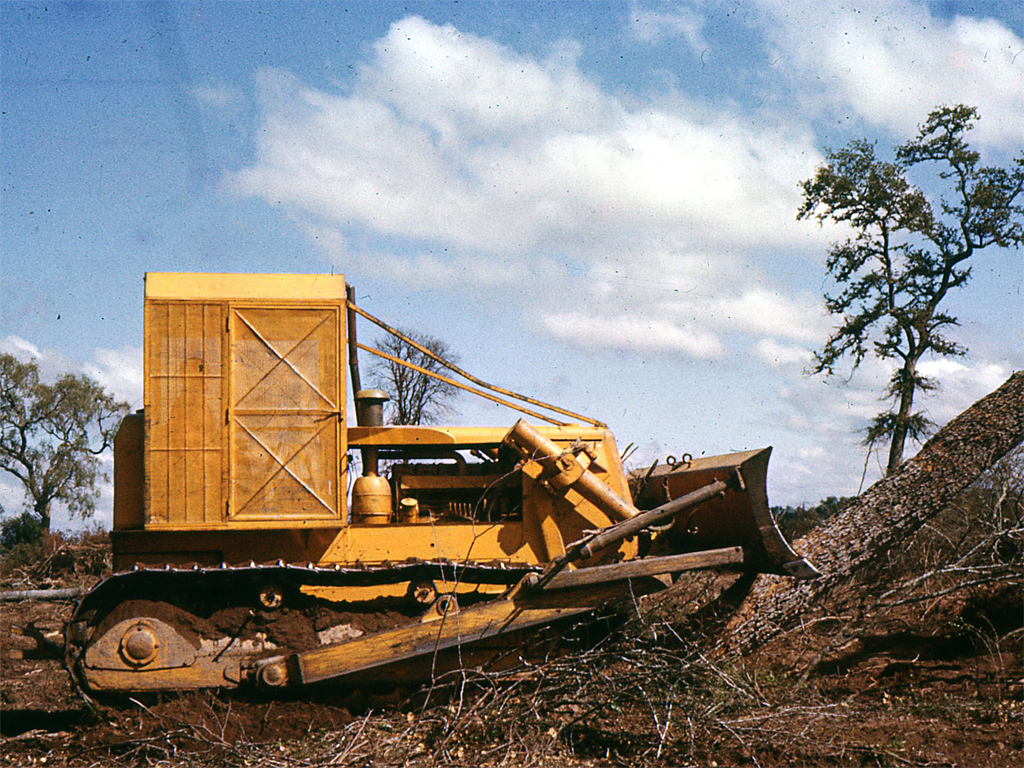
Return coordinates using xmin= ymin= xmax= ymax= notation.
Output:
xmin=799 ymin=105 xmax=1023 ymax=475
xmin=372 ymin=330 xmax=459 ymax=425
xmin=0 ymin=353 xmax=129 ymax=530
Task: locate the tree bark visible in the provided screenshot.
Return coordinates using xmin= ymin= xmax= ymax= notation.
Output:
xmin=722 ymin=370 xmax=1024 ymax=655
xmin=886 ymin=357 xmax=919 ymax=475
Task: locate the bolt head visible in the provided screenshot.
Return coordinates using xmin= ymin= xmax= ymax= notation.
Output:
xmin=121 ymin=624 xmax=158 ymax=666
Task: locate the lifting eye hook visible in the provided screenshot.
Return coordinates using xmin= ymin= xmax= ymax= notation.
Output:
xmin=665 ymin=453 xmax=693 ymax=470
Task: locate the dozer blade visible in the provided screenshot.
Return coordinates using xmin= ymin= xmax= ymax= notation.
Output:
xmin=630 ymin=448 xmax=819 ymax=579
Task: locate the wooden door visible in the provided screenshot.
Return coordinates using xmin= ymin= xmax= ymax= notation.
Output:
xmin=227 ymin=306 xmax=344 ymax=520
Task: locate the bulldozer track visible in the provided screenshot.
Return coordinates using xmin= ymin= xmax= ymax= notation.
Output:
xmin=65 ymin=559 xmax=541 ymax=695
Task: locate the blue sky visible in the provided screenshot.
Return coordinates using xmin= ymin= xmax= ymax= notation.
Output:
xmin=2 ymin=1 xmax=1022 ymax=529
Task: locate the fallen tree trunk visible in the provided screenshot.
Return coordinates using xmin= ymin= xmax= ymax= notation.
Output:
xmin=0 ymin=587 xmax=86 ymax=602
xmin=723 ymin=370 xmax=1024 ymax=655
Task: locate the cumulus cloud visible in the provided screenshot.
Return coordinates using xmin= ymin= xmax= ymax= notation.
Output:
xmin=229 ymin=50 xmax=821 ymax=255
xmin=755 ymin=0 xmax=1024 ymax=148
xmin=226 ymin=15 xmax=828 ymax=358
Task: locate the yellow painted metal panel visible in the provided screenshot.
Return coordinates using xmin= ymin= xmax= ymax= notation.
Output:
xmin=324 ymin=522 xmax=543 ymax=565
xmin=145 ymin=272 xmax=347 ymax=301
xmin=348 ymin=425 xmax=611 ymax=446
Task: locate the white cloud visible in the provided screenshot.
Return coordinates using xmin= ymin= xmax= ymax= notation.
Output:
xmin=917 ymin=359 xmax=1011 ymax=423
xmin=539 ymin=311 xmax=726 ymax=358
xmin=360 ymin=17 xmax=611 ymax=140
xmin=192 ymin=83 xmax=244 ymax=112
xmin=83 ymin=347 xmax=144 ymax=407
xmin=756 ymin=0 xmax=1024 ymax=148
xmin=3 ymin=335 xmax=142 ymax=407
xmin=754 ymin=338 xmax=812 ymax=368
xmin=226 ymin=16 xmax=829 ymax=360
xmin=760 ymin=353 xmax=1016 ymax=502
xmin=711 ymin=287 xmax=826 ymax=341
xmin=229 ymin=52 xmax=821 ymax=256
xmin=1 ymin=335 xmax=76 ymax=381
xmin=299 ymin=220 xmax=531 ymax=290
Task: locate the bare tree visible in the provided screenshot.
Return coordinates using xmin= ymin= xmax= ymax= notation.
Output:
xmin=0 ymin=353 xmax=129 ymax=530
xmin=371 ymin=330 xmax=459 ymax=425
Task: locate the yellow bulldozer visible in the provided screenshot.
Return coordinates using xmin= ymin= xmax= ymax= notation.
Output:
xmin=66 ymin=273 xmax=817 ymax=694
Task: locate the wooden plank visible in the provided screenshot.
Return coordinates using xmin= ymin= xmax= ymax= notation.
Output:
xmin=185 ymin=303 xmax=204 ymax=524
xmin=292 ymin=583 xmax=629 ymax=686
xmin=203 ymin=303 xmax=224 ymax=524
xmin=167 ymin=303 xmax=187 ymax=525
xmin=146 ymin=302 xmax=168 ymax=524
xmin=542 ymin=547 xmax=744 ymax=591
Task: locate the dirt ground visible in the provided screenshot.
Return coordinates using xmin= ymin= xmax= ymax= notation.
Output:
xmin=1 ymin=539 xmax=1021 ymax=767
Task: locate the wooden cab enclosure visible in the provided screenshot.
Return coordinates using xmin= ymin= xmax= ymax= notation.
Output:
xmin=111 ymin=273 xmax=637 ymax=572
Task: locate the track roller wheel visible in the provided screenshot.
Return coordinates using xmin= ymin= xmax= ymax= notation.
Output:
xmin=406 ymin=579 xmax=438 ymax=609
xmin=258 ymin=583 xmax=286 ymax=610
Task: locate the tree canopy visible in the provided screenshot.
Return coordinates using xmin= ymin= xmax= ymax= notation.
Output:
xmin=0 ymin=353 xmax=130 ymax=530
xmin=799 ymin=105 xmax=1023 ymax=475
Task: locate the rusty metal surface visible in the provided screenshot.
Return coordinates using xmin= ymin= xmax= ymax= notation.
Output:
xmin=631 ymin=448 xmax=818 ymax=578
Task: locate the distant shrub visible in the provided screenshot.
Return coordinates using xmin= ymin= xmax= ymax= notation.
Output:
xmin=1 ymin=511 xmax=44 ymax=551
xmin=0 ymin=511 xmax=45 ymax=568
xmin=773 ymin=496 xmax=855 ymax=541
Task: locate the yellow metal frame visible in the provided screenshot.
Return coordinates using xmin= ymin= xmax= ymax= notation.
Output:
xmin=145 ymin=272 xmax=349 ymax=301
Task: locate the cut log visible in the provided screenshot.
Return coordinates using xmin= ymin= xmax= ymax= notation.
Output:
xmin=0 ymin=587 xmax=86 ymax=602
xmin=722 ymin=370 xmax=1024 ymax=655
